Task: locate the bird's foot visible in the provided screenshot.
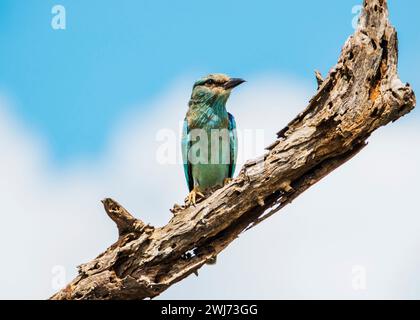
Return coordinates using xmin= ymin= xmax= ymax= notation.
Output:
xmin=223 ymin=178 xmax=233 ymax=186
xmin=186 ymin=187 xmax=205 ymax=206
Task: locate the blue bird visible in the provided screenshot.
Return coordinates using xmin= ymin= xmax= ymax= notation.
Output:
xmin=182 ymin=74 xmax=245 ymax=205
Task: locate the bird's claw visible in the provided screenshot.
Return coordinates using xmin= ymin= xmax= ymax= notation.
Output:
xmin=223 ymin=178 xmax=233 ymax=186
xmin=186 ymin=188 xmax=205 ymax=206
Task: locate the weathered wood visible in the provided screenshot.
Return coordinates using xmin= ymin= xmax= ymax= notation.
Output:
xmin=315 ymin=70 xmax=324 ymax=89
xmin=51 ymin=0 xmax=415 ymax=300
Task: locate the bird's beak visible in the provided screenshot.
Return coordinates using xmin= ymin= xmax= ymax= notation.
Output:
xmin=224 ymin=78 xmax=246 ymax=90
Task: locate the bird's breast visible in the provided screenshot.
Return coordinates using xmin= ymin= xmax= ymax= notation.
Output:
xmin=188 ymin=113 xmax=229 ymax=130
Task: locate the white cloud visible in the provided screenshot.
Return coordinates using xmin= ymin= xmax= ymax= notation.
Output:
xmin=0 ymin=75 xmax=419 ymax=300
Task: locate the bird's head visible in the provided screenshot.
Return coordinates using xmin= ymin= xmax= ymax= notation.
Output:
xmin=190 ymin=74 xmax=245 ymax=105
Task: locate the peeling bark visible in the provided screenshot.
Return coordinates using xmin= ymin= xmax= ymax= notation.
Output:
xmin=51 ymin=0 xmax=415 ymax=300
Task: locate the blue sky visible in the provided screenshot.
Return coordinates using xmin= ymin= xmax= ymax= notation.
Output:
xmin=0 ymin=0 xmax=418 ymax=163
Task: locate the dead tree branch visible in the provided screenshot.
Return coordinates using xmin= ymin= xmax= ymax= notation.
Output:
xmin=51 ymin=0 xmax=416 ymax=300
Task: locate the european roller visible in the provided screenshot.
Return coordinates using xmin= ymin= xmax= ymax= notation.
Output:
xmin=182 ymin=74 xmax=245 ymax=205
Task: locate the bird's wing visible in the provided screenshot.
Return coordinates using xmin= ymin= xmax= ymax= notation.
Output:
xmin=228 ymin=113 xmax=238 ymax=178
xmin=181 ymin=118 xmax=194 ymax=191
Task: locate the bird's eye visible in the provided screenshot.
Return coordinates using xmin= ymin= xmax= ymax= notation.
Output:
xmin=206 ymin=79 xmax=215 ymax=86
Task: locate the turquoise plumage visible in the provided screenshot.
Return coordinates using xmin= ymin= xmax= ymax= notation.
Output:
xmin=181 ymin=74 xmax=244 ymax=204
xmin=227 ymin=113 xmax=238 ymax=179
xmin=182 ymin=119 xmax=192 ymax=190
